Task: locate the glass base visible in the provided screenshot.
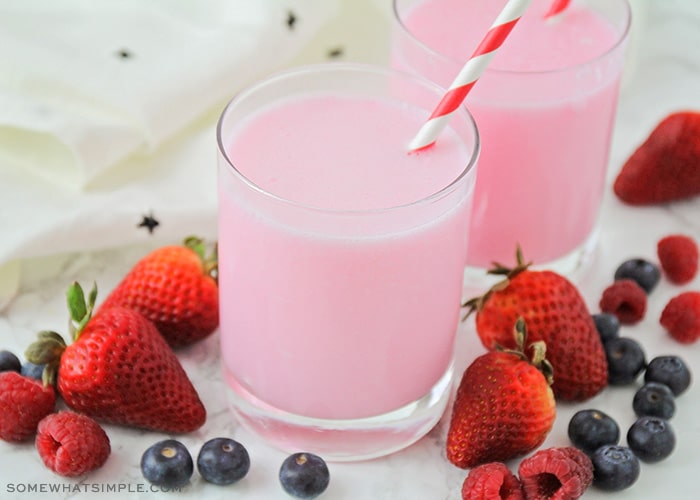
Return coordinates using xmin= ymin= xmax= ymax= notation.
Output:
xmin=462 ymin=228 xmax=600 ymax=296
xmin=223 ymin=361 xmax=454 ymax=462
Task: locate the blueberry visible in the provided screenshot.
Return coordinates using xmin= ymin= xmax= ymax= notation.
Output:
xmin=591 ymin=313 xmax=620 ymax=344
xmin=604 ymin=337 xmax=646 ymax=385
xmin=644 ymin=355 xmax=691 ymax=396
xmin=568 ymin=409 xmax=620 ymax=455
xmin=197 ymin=437 xmax=250 ymax=485
xmin=141 ymin=439 xmax=193 ymax=488
xmin=627 ymin=416 xmax=675 ymax=463
xmin=614 ymin=258 xmax=661 ymax=294
xmin=0 ymin=350 xmax=21 ymax=373
xmin=633 ymin=382 xmax=675 ymax=419
xmin=591 ymin=445 xmax=640 ymax=492
xmin=21 ymin=362 xmax=45 ymax=380
xmin=279 ymin=452 xmax=330 ymax=499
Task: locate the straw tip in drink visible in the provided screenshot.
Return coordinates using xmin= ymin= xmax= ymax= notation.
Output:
xmin=408 ymin=140 xmax=436 ymax=154
xmin=543 ymin=0 xmax=571 ymax=20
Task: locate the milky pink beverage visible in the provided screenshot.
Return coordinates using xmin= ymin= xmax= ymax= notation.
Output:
xmin=393 ymin=0 xmax=630 ymax=272
xmin=216 ymin=64 xmax=479 ymax=459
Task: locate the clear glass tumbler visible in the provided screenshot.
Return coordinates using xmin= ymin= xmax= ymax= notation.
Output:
xmin=216 ymin=63 xmax=479 ymax=460
xmin=392 ymin=0 xmax=631 ymax=280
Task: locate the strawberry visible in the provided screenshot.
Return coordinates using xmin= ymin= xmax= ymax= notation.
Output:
xmin=446 ymin=319 xmax=556 ymax=469
xmin=613 ymin=111 xmax=700 ymax=205
xmin=25 ymin=282 xmax=206 ymax=433
xmin=36 ymin=411 xmax=111 ymax=477
xmin=0 ymin=371 xmax=56 ymax=442
xmin=463 ymin=248 xmax=608 ymax=401
xmin=99 ymin=237 xmax=218 ymax=348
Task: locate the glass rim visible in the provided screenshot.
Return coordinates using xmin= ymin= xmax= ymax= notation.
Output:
xmin=392 ymin=0 xmax=632 ymax=77
xmin=217 ymin=62 xmax=480 ymax=216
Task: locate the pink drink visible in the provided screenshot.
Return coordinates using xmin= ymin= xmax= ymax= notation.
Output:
xmin=393 ymin=0 xmax=630 ymax=272
xmin=216 ymin=64 xmax=478 ymax=459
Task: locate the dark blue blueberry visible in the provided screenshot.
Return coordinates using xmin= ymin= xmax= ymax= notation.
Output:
xmin=614 ymin=258 xmax=661 ymax=294
xmin=21 ymin=362 xmax=45 ymax=380
xmin=197 ymin=437 xmax=250 ymax=485
xmin=591 ymin=313 xmax=621 ymax=344
xmin=644 ymin=355 xmax=691 ymax=396
xmin=568 ymin=409 xmax=620 ymax=456
xmin=633 ymin=382 xmax=675 ymax=419
xmin=591 ymin=445 xmax=640 ymax=492
xmin=141 ymin=439 xmax=193 ymax=488
xmin=0 ymin=350 xmax=21 ymax=373
xmin=627 ymin=416 xmax=675 ymax=463
xmin=604 ymin=337 xmax=646 ymax=385
xmin=279 ymin=452 xmax=330 ymax=499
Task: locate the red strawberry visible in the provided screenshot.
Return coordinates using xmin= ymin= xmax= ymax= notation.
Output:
xmin=463 ymin=248 xmax=608 ymax=401
xmin=461 ymin=462 xmax=524 ymax=500
xmin=660 ymin=291 xmax=700 ymax=344
xmin=657 ymin=234 xmax=699 ymax=285
xmin=0 ymin=371 xmax=56 ymax=442
xmin=36 ymin=411 xmax=110 ymax=477
xmin=446 ymin=319 xmax=556 ymax=469
xmin=518 ymin=447 xmax=593 ymax=500
xmin=25 ymin=282 xmax=206 ymax=433
xmin=613 ymin=111 xmax=700 ymax=205
xmin=99 ymin=237 xmax=218 ymax=348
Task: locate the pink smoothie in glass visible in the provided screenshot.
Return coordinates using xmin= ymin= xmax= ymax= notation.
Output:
xmin=218 ymin=92 xmax=475 ymax=421
xmin=394 ymin=0 xmax=629 ymax=270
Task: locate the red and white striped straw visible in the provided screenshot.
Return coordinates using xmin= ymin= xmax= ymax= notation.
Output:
xmin=408 ymin=0 xmax=534 ymax=152
xmin=543 ymin=0 xmax=571 ymax=20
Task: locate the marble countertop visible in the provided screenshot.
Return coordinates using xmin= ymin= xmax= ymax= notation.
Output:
xmin=2 ymin=2 xmax=700 ymax=499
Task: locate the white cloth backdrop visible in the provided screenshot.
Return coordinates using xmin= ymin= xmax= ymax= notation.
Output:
xmin=0 ymin=0 xmax=392 ymax=308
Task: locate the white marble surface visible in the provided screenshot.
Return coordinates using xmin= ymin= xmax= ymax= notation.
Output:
xmin=2 ymin=1 xmax=700 ymax=499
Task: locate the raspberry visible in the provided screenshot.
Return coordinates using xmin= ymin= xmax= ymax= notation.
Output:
xmin=518 ymin=447 xmax=593 ymax=500
xmin=657 ymin=234 xmax=699 ymax=284
xmin=36 ymin=411 xmax=111 ymax=477
xmin=461 ymin=462 xmax=523 ymax=500
xmin=660 ymin=291 xmax=700 ymax=344
xmin=0 ymin=371 xmax=56 ymax=442
xmin=599 ymin=279 xmax=647 ymax=324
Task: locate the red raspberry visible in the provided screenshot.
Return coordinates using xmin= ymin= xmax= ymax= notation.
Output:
xmin=555 ymin=447 xmax=594 ymax=488
xmin=0 ymin=371 xmax=56 ymax=442
xmin=462 ymin=462 xmax=523 ymax=500
xmin=36 ymin=411 xmax=111 ymax=477
xmin=518 ymin=447 xmax=593 ymax=500
xmin=660 ymin=291 xmax=700 ymax=344
xmin=657 ymin=234 xmax=699 ymax=285
xmin=599 ymin=279 xmax=647 ymax=324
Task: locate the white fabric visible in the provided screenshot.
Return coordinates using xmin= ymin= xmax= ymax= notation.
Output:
xmin=0 ymin=0 xmax=380 ymax=308
xmin=0 ymin=0 xmax=341 ymax=187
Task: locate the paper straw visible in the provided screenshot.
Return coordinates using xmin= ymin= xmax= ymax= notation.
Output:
xmin=543 ymin=0 xmax=571 ymax=19
xmin=408 ymin=0 xmax=534 ymax=152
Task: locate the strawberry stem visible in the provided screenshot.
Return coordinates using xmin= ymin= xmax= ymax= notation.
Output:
xmin=24 ymin=281 xmax=97 ymax=388
xmin=67 ymin=281 xmax=97 ymax=342
xmin=461 ymin=245 xmax=532 ymax=319
xmin=184 ymin=235 xmax=218 ymax=284
xmin=495 ymin=318 xmax=554 ymax=386
xmin=25 ymin=330 xmax=67 ymax=388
